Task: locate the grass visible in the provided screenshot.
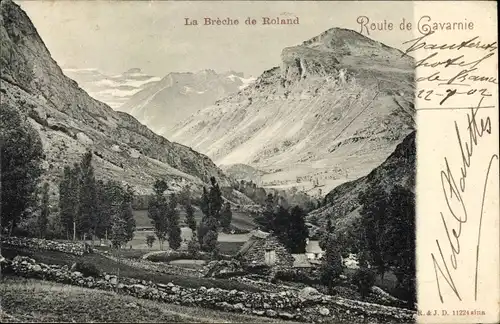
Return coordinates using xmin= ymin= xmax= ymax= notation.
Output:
xmin=2 ymin=246 xmax=262 ymax=292
xmin=133 ymin=208 xmax=256 ymax=231
xmin=0 ymin=278 xmax=295 ymax=323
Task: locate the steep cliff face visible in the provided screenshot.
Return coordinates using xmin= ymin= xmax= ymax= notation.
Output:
xmin=0 ymin=0 xmax=231 ymax=195
xmin=307 ymin=131 xmax=416 ymax=228
xmin=170 ymin=28 xmax=415 ymax=194
xmin=119 ymin=70 xmax=255 ymax=136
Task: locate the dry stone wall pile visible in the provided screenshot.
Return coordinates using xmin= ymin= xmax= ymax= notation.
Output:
xmin=2 ymin=237 xmax=92 ymax=256
xmin=5 ymin=256 xmax=416 ymax=323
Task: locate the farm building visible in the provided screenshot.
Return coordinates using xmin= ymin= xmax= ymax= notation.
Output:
xmin=237 ymin=230 xmax=294 ymax=269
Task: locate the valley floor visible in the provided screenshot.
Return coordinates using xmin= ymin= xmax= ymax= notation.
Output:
xmin=0 ymin=277 xmax=296 ymax=323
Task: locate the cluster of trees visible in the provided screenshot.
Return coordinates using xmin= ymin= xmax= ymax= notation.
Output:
xmin=319 ymin=184 xmax=416 ymax=305
xmin=233 ymin=179 xmax=319 ymax=213
xmin=147 ymin=176 xmax=232 ymax=257
xmin=197 ymin=177 xmax=224 ymax=255
xmin=59 ymin=151 xmax=136 ymax=246
xmin=1 ymin=104 xmax=44 ymax=237
xmin=147 ymin=180 xmax=181 ymax=250
xmin=359 ymin=184 xmax=416 ymax=305
xmin=256 ymin=194 xmax=309 ymax=253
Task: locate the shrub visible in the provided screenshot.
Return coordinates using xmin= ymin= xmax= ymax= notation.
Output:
xmin=352 ymin=267 xmax=376 ymax=298
xmin=72 ymin=261 xmax=101 ymax=277
xmin=187 ymin=239 xmax=200 ymax=258
xmin=275 ymin=269 xmax=319 ymax=285
xmin=145 ymin=234 xmax=156 ymax=248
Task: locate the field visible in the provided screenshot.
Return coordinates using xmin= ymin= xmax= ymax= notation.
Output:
xmin=0 ymin=278 xmax=296 ymax=323
xmin=133 ymin=209 xmax=256 ymax=231
xmin=128 ymin=227 xmax=250 ymax=251
xmin=1 ymin=246 xmax=262 ymax=292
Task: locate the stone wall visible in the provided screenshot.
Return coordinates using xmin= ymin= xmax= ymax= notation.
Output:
xmin=5 ymin=256 xmax=416 ymax=323
xmin=2 ymin=237 xmax=92 ymax=256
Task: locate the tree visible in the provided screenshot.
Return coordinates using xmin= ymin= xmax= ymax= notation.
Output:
xmin=69 ymin=163 xmax=81 ymax=240
xmin=220 ymin=202 xmax=232 ymax=231
xmin=320 ymin=230 xmax=344 ymax=293
xmin=146 ymin=234 xmax=156 ymax=248
xmin=148 ymin=179 xmax=169 ymax=249
xmin=121 ymin=184 xmax=136 ymax=242
xmin=181 ymin=186 xmax=197 ymax=234
xmin=359 ymin=185 xmax=416 ymax=305
xmin=37 ymin=183 xmax=50 ymax=238
xmin=0 ymin=104 xmax=43 ymax=236
xmin=352 ymin=267 xmax=376 ymax=298
xmin=185 ymin=202 xmax=196 ymax=234
xmin=273 ymin=206 xmax=290 ymax=240
xmin=78 ymin=151 xmax=97 ymax=240
xmin=167 ymin=193 xmax=181 ymax=250
xmin=199 ymin=177 xmax=223 ymax=252
xmin=188 ymin=238 xmax=201 ymax=257
xmin=255 ymin=193 xmax=275 ymax=231
xmin=287 ymin=206 xmax=309 ymax=253
xmin=95 ymin=180 xmax=112 ymax=242
xmin=110 ymin=216 xmax=128 ymax=249
xmin=359 ymin=188 xmax=389 ymax=279
xmin=59 ymin=166 xmax=73 ymax=239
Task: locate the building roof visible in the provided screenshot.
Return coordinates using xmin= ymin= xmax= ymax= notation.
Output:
xmin=305 ymin=240 xmax=323 ymax=254
xmin=292 ymin=254 xmax=312 ymax=268
xmin=238 ymin=230 xmax=271 ymax=256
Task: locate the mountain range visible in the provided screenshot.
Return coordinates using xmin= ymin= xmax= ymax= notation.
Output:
xmin=118 ymin=70 xmax=255 ymax=135
xmin=169 ymin=28 xmax=415 ymax=195
xmin=62 ymin=67 xmax=161 ymax=109
xmin=0 ymin=0 xmax=232 ymax=199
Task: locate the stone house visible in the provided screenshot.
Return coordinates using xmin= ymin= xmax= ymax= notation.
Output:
xmin=237 ymin=230 xmax=294 ymax=269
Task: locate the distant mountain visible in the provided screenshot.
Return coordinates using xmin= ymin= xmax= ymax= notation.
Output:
xmin=307 ymin=130 xmax=415 ymax=230
xmin=170 ymin=28 xmax=415 ymax=194
xmin=62 ymin=67 xmax=161 ymax=109
xmin=118 ymin=70 xmax=256 ymax=135
xmin=0 ymin=0 xmax=231 ymax=197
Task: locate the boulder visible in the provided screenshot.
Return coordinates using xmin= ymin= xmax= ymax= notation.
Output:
xmin=298 ymin=286 xmax=321 ymax=301
xmin=265 ymin=309 xmax=277 ymax=317
xmin=319 ymin=307 xmax=330 ymax=316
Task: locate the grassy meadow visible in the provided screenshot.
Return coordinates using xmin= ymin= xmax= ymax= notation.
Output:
xmin=0 ymin=278 xmax=296 ymax=323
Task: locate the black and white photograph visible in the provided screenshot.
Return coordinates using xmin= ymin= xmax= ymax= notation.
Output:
xmin=6 ymin=0 xmax=496 ymax=323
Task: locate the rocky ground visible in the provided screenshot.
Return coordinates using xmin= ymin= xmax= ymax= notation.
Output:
xmin=1 ymin=237 xmax=416 ymax=323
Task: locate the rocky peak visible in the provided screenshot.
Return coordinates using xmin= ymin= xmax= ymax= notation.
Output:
xmin=280 ymin=27 xmax=413 ymax=85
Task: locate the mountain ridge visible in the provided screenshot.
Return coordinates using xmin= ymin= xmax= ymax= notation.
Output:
xmin=119 ymin=69 xmax=255 ymax=135
xmin=169 ymin=27 xmax=415 ymax=194
xmin=0 ymin=0 xmax=231 ymax=198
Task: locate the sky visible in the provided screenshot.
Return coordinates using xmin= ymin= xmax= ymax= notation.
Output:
xmin=18 ymin=0 xmax=414 ymax=77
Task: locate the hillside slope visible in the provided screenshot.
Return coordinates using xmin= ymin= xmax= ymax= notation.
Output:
xmin=307 ymin=131 xmax=416 ymax=229
xmin=0 ymin=0 xmax=230 ymax=196
xmin=119 ymin=70 xmax=255 ymax=135
xmin=170 ymin=28 xmax=415 ymax=194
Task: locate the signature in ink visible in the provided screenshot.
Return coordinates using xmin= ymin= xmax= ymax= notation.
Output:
xmin=431 ymin=97 xmax=497 ymax=302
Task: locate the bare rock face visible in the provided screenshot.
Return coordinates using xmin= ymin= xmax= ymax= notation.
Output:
xmin=170 ymin=28 xmax=415 ymax=193
xmin=0 ymin=0 xmax=231 ymax=197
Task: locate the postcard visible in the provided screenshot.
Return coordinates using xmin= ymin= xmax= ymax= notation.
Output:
xmin=0 ymin=0 xmax=498 ymax=323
